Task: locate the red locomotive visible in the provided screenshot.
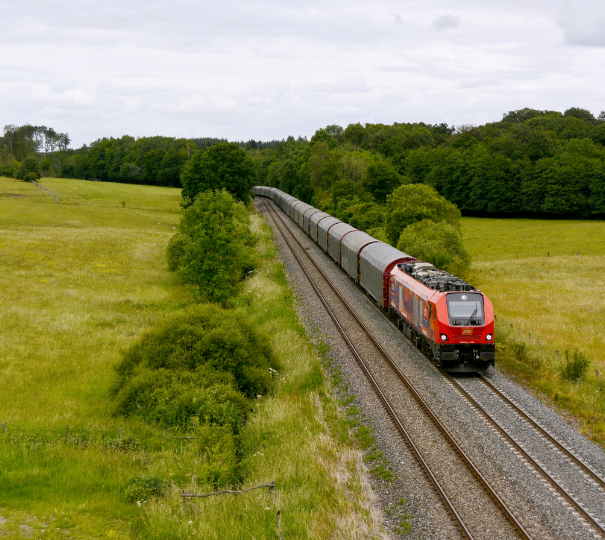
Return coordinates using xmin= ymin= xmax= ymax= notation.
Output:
xmin=253 ymin=186 xmax=495 ymax=373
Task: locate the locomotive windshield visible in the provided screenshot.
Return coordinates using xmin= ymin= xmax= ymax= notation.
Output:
xmin=446 ymin=293 xmax=484 ymax=325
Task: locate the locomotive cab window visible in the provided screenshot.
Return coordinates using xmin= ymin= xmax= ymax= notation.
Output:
xmin=446 ymin=293 xmax=484 ymax=326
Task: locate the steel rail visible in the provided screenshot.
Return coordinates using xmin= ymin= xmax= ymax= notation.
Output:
xmin=446 ymin=374 xmax=605 ymax=537
xmin=258 ymin=199 xmax=474 ymax=540
xmin=479 ymin=375 xmax=605 ymax=491
xmin=260 ymin=198 xmax=532 ymax=540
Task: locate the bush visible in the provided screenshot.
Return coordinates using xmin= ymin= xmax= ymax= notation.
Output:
xmin=561 ymin=349 xmax=590 ymax=382
xmin=165 ymin=233 xmax=191 ymax=272
xmin=125 ymin=474 xmax=168 ymax=502
xmin=171 ymin=190 xmax=259 ymax=303
xmin=24 ymin=171 xmax=40 ymax=182
xmin=115 ymin=304 xmax=278 ymax=400
xmin=114 ymin=368 xmax=250 ymax=430
xmin=396 ymin=220 xmax=471 ymax=275
xmin=385 ymin=184 xmax=461 ymax=245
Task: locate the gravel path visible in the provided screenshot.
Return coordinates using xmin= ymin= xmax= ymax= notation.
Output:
xmin=256 ymin=198 xmax=605 ymax=540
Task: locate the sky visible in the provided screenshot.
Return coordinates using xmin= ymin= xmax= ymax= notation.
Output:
xmin=1 ymin=0 xmax=604 ymax=147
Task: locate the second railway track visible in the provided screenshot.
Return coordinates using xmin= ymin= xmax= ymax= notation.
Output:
xmin=260 ymin=198 xmax=534 ymax=540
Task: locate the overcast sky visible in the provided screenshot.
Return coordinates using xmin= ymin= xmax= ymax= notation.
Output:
xmin=1 ymin=0 xmax=604 ymax=147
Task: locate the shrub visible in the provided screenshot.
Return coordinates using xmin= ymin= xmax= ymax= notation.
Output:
xmin=115 ymin=304 xmax=278 ymax=400
xmin=125 ymin=474 xmax=168 ymax=502
xmin=114 ymin=368 xmax=249 ymax=430
xmin=396 ymin=219 xmax=471 ymax=275
xmin=385 ymin=184 xmax=461 ymax=245
xmin=171 ymin=190 xmax=259 ymax=303
xmin=24 ymin=171 xmax=40 ymax=182
xmin=561 ymin=349 xmax=590 ymax=382
xmin=165 ymin=233 xmax=191 ymax=272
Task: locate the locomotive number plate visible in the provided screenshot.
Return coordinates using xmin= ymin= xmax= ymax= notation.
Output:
xmin=462 ymin=328 xmax=473 ymax=335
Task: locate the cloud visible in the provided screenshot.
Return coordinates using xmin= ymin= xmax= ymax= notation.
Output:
xmin=556 ymin=1 xmax=605 ymax=46
xmin=0 ymin=0 xmax=603 ymax=145
xmin=432 ymin=14 xmax=461 ymax=31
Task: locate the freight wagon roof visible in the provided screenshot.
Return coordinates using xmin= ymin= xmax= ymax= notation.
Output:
xmin=304 ymin=206 xmax=320 ymax=217
xmin=309 ymin=211 xmax=331 ymax=225
xmin=317 ymin=216 xmax=341 ymax=232
xmin=328 ymin=222 xmax=357 ymax=241
xmin=341 ymin=230 xmax=379 ymax=253
xmin=360 ymin=242 xmax=414 ymax=273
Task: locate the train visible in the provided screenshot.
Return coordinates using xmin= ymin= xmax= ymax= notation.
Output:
xmin=253 ymin=186 xmax=495 ymax=373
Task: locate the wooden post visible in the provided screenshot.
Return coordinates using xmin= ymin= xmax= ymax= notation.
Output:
xmin=67 ymin=425 xmax=70 ymax=440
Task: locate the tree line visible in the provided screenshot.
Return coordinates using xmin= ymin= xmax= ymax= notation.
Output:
xmin=3 ymin=106 xmax=605 ymax=220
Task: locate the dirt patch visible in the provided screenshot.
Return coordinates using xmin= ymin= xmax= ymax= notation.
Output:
xmin=0 ymin=193 xmax=27 ymax=198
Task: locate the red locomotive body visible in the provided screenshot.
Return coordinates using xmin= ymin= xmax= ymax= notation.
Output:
xmin=389 ymin=261 xmax=495 ymax=372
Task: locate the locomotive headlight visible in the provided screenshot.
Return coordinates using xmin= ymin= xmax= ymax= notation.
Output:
xmin=440 ymin=334 xmax=448 ymax=342
xmin=486 ymin=334 xmax=493 ymax=341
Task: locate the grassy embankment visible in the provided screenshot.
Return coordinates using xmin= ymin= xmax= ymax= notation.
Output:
xmin=462 ymin=217 xmax=605 ymax=445
xmin=0 ymin=176 xmax=383 ymax=539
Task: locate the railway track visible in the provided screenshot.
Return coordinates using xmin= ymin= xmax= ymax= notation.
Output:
xmin=444 ymin=374 xmax=605 ymax=537
xmin=259 ymin=198 xmax=533 ymax=540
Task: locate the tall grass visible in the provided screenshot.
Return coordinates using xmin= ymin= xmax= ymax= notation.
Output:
xmin=0 ymin=178 xmax=385 ymax=538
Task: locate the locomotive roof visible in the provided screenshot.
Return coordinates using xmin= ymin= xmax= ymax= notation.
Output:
xmin=396 ymin=261 xmax=478 ymax=292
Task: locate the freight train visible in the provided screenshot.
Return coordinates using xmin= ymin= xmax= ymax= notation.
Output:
xmin=253 ymin=186 xmax=495 ymax=373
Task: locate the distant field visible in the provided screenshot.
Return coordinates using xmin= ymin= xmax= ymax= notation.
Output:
xmin=0 ymin=176 xmax=186 ymax=536
xmin=461 ymin=217 xmax=605 ymax=367
xmin=462 ymin=216 xmax=605 ymax=443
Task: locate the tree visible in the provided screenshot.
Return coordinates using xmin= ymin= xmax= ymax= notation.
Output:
xmin=180 ymin=143 xmax=255 ymax=204
xmin=365 ymin=160 xmax=405 ymax=202
xmin=385 ymin=184 xmax=461 ymax=245
xmin=396 ymin=220 xmax=470 ymax=275
xmin=169 ymin=190 xmax=258 ymax=303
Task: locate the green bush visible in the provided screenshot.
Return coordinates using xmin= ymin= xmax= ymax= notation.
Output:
xmin=125 ymin=474 xmax=168 ymax=502
xmin=115 ymin=304 xmax=278 ymax=400
xmin=24 ymin=171 xmax=40 ymax=182
xmin=396 ymin=219 xmax=471 ymax=275
xmin=385 ymin=184 xmax=461 ymax=245
xmin=165 ymin=233 xmax=191 ymax=272
xmin=114 ymin=368 xmax=249 ymax=430
xmin=171 ymin=190 xmax=259 ymax=303
xmin=561 ymin=349 xmax=590 ymax=382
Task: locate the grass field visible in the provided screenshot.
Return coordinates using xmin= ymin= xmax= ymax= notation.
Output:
xmin=462 ymin=217 xmax=605 ymax=444
xmin=0 ymin=177 xmax=383 ymax=539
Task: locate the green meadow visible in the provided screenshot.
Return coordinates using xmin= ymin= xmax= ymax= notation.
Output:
xmin=462 ymin=217 xmax=605 ymax=444
xmin=0 ymin=177 xmax=382 ymax=539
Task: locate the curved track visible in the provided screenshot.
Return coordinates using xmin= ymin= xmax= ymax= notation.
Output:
xmin=259 ymin=197 xmax=533 ymax=540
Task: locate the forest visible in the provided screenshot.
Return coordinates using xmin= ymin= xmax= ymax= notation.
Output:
xmin=2 ymin=107 xmax=605 ymax=219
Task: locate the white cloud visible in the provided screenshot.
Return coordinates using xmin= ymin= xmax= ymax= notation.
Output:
xmin=0 ymin=0 xmax=603 ymax=146
xmin=432 ymin=14 xmax=461 ymax=31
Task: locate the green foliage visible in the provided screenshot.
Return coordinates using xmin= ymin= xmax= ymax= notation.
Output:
xmin=166 ymin=233 xmax=191 ymax=272
xmin=115 ymin=303 xmax=278 ymax=401
xmin=181 ymin=142 xmax=255 ymax=203
xmin=561 ymin=349 xmax=590 ymax=382
xmin=125 ymin=474 xmax=168 ymax=502
xmin=196 ymin=424 xmax=239 ymax=487
xmin=385 ymin=184 xmax=461 ymax=245
xmin=365 ymin=160 xmax=406 ymax=202
xmin=173 ymin=190 xmax=258 ymax=303
xmin=396 ymin=220 xmax=470 ymax=274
